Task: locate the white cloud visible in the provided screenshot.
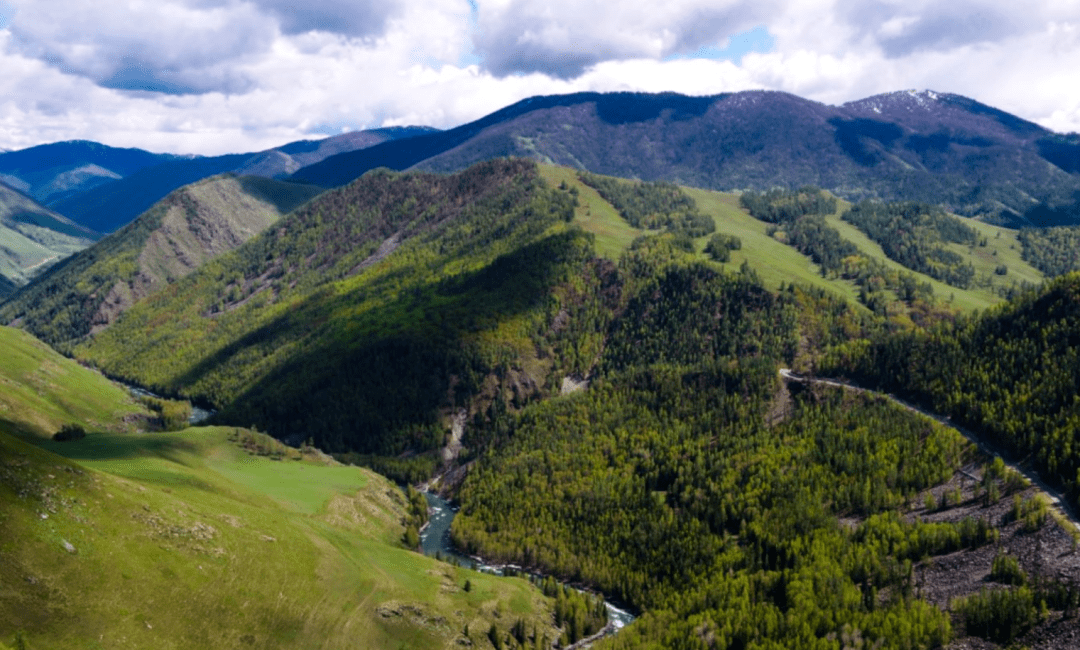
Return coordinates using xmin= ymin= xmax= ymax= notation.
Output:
xmin=472 ymin=0 xmax=775 ymax=77
xmin=6 ymin=1 xmax=281 ymax=93
xmin=0 ymin=0 xmax=1077 ymax=156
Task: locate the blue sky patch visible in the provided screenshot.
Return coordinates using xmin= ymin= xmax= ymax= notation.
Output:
xmin=0 ymin=1 xmax=15 ymax=29
xmin=666 ymin=25 xmax=775 ymax=63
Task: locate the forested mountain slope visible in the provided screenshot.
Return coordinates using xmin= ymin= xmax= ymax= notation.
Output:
xmin=0 ymin=275 xmax=15 ymax=300
xmin=448 ymin=236 xmax=1080 ymax=649
xmin=0 ymin=182 xmax=99 ymax=287
xmin=0 ymin=175 xmax=321 ymax=349
xmin=294 ymin=90 xmax=1080 ymax=226
xmin=69 ymin=159 xmax=593 ymax=458
xmin=822 ymin=272 xmax=1080 ymax=510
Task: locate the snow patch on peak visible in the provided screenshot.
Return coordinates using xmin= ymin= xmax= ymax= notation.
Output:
xmin=842 ymin=89 xmax=948 ymax=115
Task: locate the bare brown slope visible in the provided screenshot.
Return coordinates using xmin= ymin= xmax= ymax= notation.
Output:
xmin=1 ymin=175 xmax=322 ymax=348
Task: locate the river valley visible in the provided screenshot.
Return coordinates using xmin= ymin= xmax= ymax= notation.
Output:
xmin=419 ymin=491 xmax=637 ymax=638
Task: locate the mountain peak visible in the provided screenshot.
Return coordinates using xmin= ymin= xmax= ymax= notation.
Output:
xmin=842 ymin=89 xmax=950 ymax=115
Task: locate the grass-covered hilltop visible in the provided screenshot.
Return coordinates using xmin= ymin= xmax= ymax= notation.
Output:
xmin=4 ymin=154 xmax=1080 ymax=649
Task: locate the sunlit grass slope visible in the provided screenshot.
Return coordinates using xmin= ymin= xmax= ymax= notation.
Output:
xmin=0 ymin=326 xmax=147 ymax=439
xmin=0 ymin=328 xmax=557 ymax=650
xmin=542 ymin=164 xmax=1044 ymax=312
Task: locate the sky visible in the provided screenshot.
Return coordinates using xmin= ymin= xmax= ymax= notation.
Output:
xmin=0 ymin=0 xmax=1077 ymax=155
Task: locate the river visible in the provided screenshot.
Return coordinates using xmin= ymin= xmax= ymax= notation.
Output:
xmin=125 ymin=384 xmax=215 ymax=425
xmin=419 ymin=491 xmax=636 ymax=636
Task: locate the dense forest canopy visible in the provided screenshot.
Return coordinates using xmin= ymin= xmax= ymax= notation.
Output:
xmin=1018 ymin=226 xmax=1080 ymax=278
xmin=822 ymin=272 xmax=1080 ymax=511
xmin=450 ymin=237 xmax=1056 ymax=649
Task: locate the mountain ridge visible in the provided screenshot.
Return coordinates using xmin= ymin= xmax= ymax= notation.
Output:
xmin=0 ymin=174 xmax=321 ymax=347
xmin=294 ymin=89 xmax=1079 ymax=227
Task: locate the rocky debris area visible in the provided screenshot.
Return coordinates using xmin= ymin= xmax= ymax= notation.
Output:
xmin=130 ymin=507 xmax=226 ymax=556
xmin=2 ymin=456 xmax=85 ymax=516
xmin=907 ymin=469 xmax=1080 ymax=649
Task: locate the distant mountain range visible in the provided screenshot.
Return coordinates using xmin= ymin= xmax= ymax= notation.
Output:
xmin=1 ymin=174 xmax=320 ymax=346
xmin=4 ymin=88 xmax=1079 ymax=290
xmin=293 ymin=90 xmax=1080 ymax=227
xmin=0 ymin=181 xmax=99 ymax=292
xmin=0 ymin=127 xmax=436 ymax=235
xmin=0 ymin=127 xmax=434 ymax=289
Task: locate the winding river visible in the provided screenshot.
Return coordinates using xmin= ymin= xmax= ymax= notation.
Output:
xmin=419 ymin=491 xmax=636 ymax=636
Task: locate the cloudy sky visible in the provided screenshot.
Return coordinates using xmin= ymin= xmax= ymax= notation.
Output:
xmin=0 ymin=0 xmax=1077 ymax=155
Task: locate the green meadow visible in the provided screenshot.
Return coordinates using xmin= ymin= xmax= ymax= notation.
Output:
xmin=0 ymin=326 xmax=557 ymax=650
xmin=541 ymin=164 xmax=1044 ymax=314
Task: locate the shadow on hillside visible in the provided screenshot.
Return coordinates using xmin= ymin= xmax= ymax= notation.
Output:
xmin=35 ymin=429 xmax=200 ymax=464
xmin=194 ymin=231 xmax=591 ymax=455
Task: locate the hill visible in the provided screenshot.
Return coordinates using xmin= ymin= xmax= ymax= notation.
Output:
xmin=67 ymin=159 xmax=589 ymax=459
xmin=0 ymin=175 xmax=322 ymax=349
xmin=0 ymin=182 xmax=99 ymax=288
xmin=13 ymin=161 xmax=1047 ymax=453
xmin=5 ymin=158 xmax=1080 ymax=648
xmin=542 ymin=166 xmax=1042 ymax=315
xmin=0 ymin=325 xmax=560 ymax=650
xmin=293 ymin=90 xmax=1080 ymax=227
xmin=445 ymin=225 xmax=1080 ymax=649
xmin=0 ymin=140 xmax=178 ymax=205
xmin=43 ymin=128 xmax=434 ymax=235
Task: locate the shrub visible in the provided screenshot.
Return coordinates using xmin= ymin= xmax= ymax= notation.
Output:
xmin=990 ymin=552 xmax=1026 ymax=586
xmin=52 ymin=423 xmax=86 ymax=442
xmin=953 ymin=587 xmax=1036 ymax=643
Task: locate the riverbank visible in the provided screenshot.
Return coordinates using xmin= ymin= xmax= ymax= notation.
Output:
xmin=417 ymin=491 xmax=636 ymax=640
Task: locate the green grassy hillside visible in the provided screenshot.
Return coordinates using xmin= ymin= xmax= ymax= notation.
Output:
xmin=541 ymin=165 xmax=1043 ymax=314
xmin=0 ymin=326 xmax=147 ymax=440
xmin=1 ymin=175 xmax=322 ymax=349
xmin=1 ymin=429 xmax=557 ymax=650
xmin=0 ymin=326 xmax=559 ymax=650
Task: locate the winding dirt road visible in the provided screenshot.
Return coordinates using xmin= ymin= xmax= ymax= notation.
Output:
xmin=779 ymin=369 xmax=1080 ymax=532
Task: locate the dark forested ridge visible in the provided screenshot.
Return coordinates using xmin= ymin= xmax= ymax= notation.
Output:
xmin=292 ymin=89 xmax=1080 ymax=226
xmin=0 ymin=140 xmax=178 ymax=206
xmin=0 ymin=274 xmax=16 ymax=300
